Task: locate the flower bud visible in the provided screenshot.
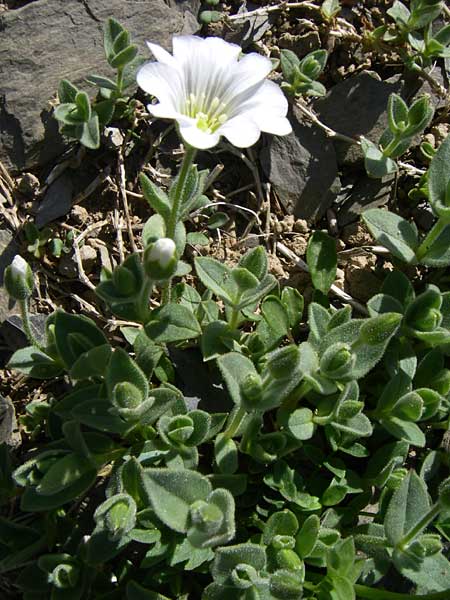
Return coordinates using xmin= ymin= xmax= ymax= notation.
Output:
xmin=413 ymin=308 xmax=442 ymax=332
xmin=4 ymin=255 xmax=34 ymax=301
xmin=276 ymin=548 xmax=303 ymax=571
xmin=320 ymin=343 xmax=354 ymax=379
xmin=189 ymin=499 xmax=223 ymax=535
xmin=144 ymin=238 xmax=177 ymax=280
xmin=231 ymin=564 xmax=258 ymax=589
xmin=240 ymin=373 xmax=263 ymax=409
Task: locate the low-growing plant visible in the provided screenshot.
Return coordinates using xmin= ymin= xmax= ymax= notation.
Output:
xmin=2 ymin=27 xmax=450 ymax=600
xmin=54 ymin=18 xmax=143 ymax=149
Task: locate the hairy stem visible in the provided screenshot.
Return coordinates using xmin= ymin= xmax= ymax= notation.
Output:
xmin=416 ymin=218 xmax=448 ymax=261
xmin=161 ymin=145 xmax=197 ymax=304
xmin=398 ymin=503 xmax=440 ymax=550
xmin=224 ymin=406 xmax=247 ymax=439
xmin=19 ymin=299 xmax=46 ymax=352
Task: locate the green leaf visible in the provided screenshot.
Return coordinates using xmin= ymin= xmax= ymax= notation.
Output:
xmin=211 ymin=543 xmax=266 ymax=585
xmin=75 ymin=91 xmax=91 ymax=121
xmin=85 ymin=74 xmax=117 ymax=90
xmin=281 ymin=287 xmax=304 ymax=328
xmin=139 ymin=173 xmax=171 ymax=222
xmin=238 ymin=246 xmax=268 ymax=281
xmin=237 ymin=273 xmax=277 ymax=310
xmin=142 ymin=469 xmax=211 ymax=532
xmin=428 ymin=134 xmax=450 ymax=218
xmin=105 ymin=347 xmax=149 ymax=401
xmin=80 ymin=113 xmax=100 ymax=149
xmin=36 ymin=453 xmax=96 ymax=496
xmin=280 ymin=49 xmax=300 ymax=84
xmin=381 ymin=417 xmax=426 ymax=447
xmin=307 ymin=230 xmax=337 ymax=294
xmin=69 ymin=344 xmax=112 ymax=380
xmin=94 ymin=100 xmax=115 ymax=125
xmin=110 ymin=45 xmax=138 ymax=69
xmin=7 ymin=347 xmax=63 ymax=379
xmin=53 ymin=310 xmax=108 ymax=369
xmin=387 ymin=94 xmax=409 ymax=133
xmin=362 ymin=208 xmax=419 ymax=263
xmin=104 ymin=17 xmax=125 ymax=60
xmin=361 ymin=137 xmax=398 ymax=178
xmin=321 ymin=0 xmax=341 ymax=20
xmin=145 ymin=303 xmax=202 ymax=343
xmin=263 ymin=509 xmax=299 ymax=545
xmin=287 ymin=408 xmax=315 ymax=440
xmin=195 ymin=257 xmax=236 ymax=304
xmin=58 ymin=79 xmax=78 ymax=103
xmin=385 ymin=470 xmax=430 ymax=546
xmin=214 ymin=433 xmax=238 ymax=474
xmin=207 ymin=212 xmax=229 ymax=230
xmin=420 ymin=223 xmax=450 ymax=267
xmin=295 ymin=514 xmax=320 ymax=558
xmin=217 ymin=352 xmax=258 ymax=408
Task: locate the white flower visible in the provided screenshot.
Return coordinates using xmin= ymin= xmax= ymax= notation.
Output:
xmin=11 ymin=255 xmax=29 ymax=277
xmin=148 ymin=238 xmax=176 ymax=267
xmin=137 ymin=35 xmax=292 ymax=149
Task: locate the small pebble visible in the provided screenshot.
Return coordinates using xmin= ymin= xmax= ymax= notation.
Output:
xmin=17 ymin=173 xmax=40 ymax=197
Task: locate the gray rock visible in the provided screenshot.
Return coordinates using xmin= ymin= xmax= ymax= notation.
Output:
xmin=260 ymin=106 xmax=340 ymax=222
xmin=0 ymin=228 xmax=19 ymax=323
xmin=314 ymin=72 xmax=403 ymax=168
xmin=36 ymin=172 xmax=74 ymax=227
xmin=223 ymin=1 xmax=272 ymax=48
xmin=0 ymin=0 xmax=200 ymax=172
xmin=337 ymin=174 xmax=395 ymax=226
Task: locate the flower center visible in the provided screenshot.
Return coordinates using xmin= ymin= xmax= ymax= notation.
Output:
xmin=184 ymin=93 xmax=228 ymax=133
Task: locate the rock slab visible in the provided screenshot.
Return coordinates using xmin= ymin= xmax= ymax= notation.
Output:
xmin=314 ymin=72 xmax=403 ymax=168
xmin=260 ymin=106 xmax=340 ymax=222
xmin=0 ymin=0 xmax=199 ymax=172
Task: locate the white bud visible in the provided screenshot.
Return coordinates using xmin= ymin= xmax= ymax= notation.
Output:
xmin=148 ymin=238 xmax=176 ymax=267
xmin=4 ymin=255 xmax=34 ymax=300
xmin=144 ymin=238 xmax=177 ymax=280
xmin=11 ymin=255 xmax=29 ymax=277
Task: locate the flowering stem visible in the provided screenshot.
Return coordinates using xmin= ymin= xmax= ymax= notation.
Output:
xmin=137 ymin=277 xmax=154 ymax=323
xmin=416 ymin=218 xmax=448 ymax=261
xmin=166 ymin=145 xmax=197 ymax=240
xmin=19 ymin=299 xmax=46 ymax=353
xmin=161 ymin=145 xmax=197 ymax=304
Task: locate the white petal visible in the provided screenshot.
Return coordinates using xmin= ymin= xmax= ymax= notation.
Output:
xmin=227 ymin=53 xmax=273 ymax=98
xmin=260 ymin=116 xmax=293 ymax=136
xmin=148 ymin=102 xmax=179 ymax=120
xmin=218 ymin=115 xmax=261 ymax=148
xmin=178 ymin=120 xmax=221 ymax=149
xmin=173 ymin=35 xmax=240 ymax=68
xmin=146 ymin=41 xmax=177 ymax=68
xmin=137 ymin=62 xmax=183 ymax=110
xmin=236 ymin=80 xmax=288 ymax=118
